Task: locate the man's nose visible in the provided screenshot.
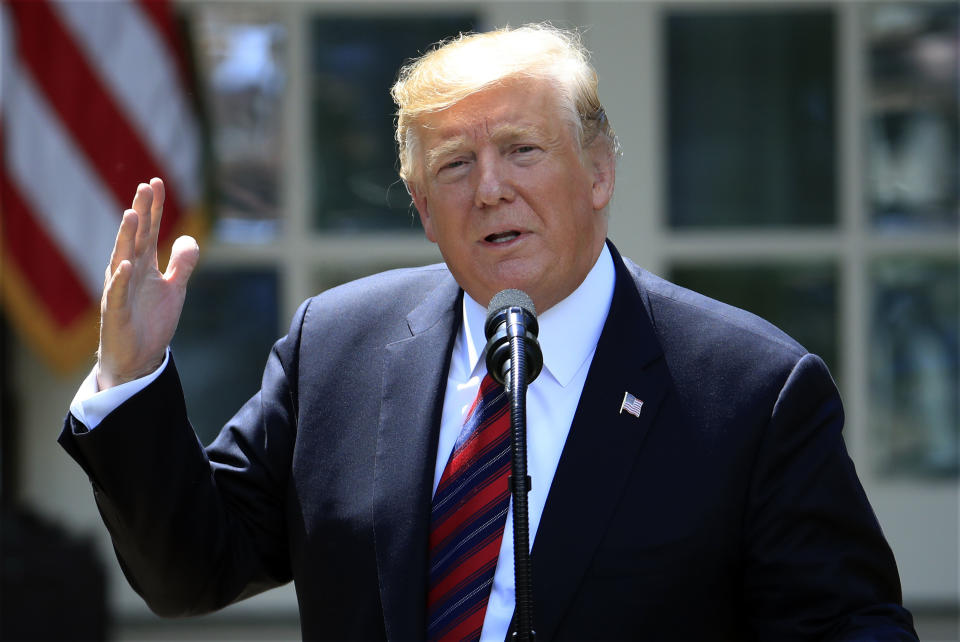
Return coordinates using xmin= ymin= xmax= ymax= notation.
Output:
xmin=474 ymin=154 xmax=515 ymax=208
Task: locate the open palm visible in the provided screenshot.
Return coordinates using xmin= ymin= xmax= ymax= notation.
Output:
xmin=98 ymin=178 xmax=199 ymax=389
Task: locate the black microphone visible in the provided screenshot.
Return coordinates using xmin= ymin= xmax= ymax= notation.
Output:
xmin=484 ymin=289 xmax=543 ymax=388
xmin=483 ymin=288 xmax=541 ymax=642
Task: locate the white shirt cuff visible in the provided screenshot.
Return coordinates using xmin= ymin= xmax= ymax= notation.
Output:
xmin=69 ymin=349 xmax=171 ymax=430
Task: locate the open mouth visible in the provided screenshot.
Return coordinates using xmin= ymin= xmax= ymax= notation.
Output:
xmin=485 ymin=231 xmax=521 ymax=244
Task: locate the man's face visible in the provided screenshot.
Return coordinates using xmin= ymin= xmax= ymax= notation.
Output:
xmin=408 ymin=78 xmax=615 ymax=313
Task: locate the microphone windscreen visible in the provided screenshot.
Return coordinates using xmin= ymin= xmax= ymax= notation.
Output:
xmin=486 ymin=289 xmax=536 ymax=324
xmin=485 ymin=289 xmax=537 ymax=340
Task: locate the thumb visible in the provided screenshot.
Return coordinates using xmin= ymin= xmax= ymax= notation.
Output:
xmin=165 ymin=235 xmax=200 ymax=287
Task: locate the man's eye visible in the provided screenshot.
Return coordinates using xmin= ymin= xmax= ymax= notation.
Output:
xmin=439 ymin=159 xmax=468 ymax=175
xmin=515 ymin=145 xmax=536 ymax=154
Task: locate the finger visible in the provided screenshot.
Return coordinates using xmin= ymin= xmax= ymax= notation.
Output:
xmin=110 ymin=210 xmax=139 ymax=273
xmin=148 ymin=177 xmax=165 ymax=241
xmin=131 ymin=182 xmax=154 ymax=257
xmin=103 ymin=259 xmax=133 ymax=312
xmin=106 ymin=210 xmax=139 ymax=285
xmin=165 ymin=235 xmax=200 ymax=288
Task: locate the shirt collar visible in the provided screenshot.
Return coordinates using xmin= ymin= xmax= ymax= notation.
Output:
xmin=462 ymin=243 xmax=616 ymax=387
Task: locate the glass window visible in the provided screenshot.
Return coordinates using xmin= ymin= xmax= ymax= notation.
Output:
xmin=866 ymin=2 xmax=959 ymax=231
xmin=193 ymin=6 xmax=287 ymax=243
xmin=309 ymin=14 xmax=476 ymax=232
xmin=172 ymin=269 xmax=280 ymax=445
xmin=670 ymin=263 xmax=839 ymax=372
xmin=666 ymin=10 xmax=836 ymax=228
xmin=870 ymin=259 xmax=959 ymax=478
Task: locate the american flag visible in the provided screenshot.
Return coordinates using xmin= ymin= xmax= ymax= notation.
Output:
xmin=620 ymin=391 xmax=644 ymax=418
xmin=0 ymin=0 xmax=204 ymax=372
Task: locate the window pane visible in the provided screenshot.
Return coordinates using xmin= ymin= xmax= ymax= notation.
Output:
xmin=172 ymin=269 xmax=279 ymax=446
xmin=670 ymin=264 xmax=838 ymax=372
xmin=666 ymin=10 xmax=836 ymax=228
xmin=866 ymin=3 xmax=959 ymax=231
xmin=870 ymin=259 xmax=959 ymax=478
xmin=310 ymin=15 xmax=476 ymax=232
xmin=194 ymin=6 xmax=286 ymax=243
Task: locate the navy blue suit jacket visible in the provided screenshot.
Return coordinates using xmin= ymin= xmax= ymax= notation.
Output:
xmin=60 ymin=242 xmax=916 ymax=640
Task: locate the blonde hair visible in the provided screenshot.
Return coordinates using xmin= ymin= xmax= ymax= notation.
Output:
xmin=391 ymin=23 xmax=619 ymax=185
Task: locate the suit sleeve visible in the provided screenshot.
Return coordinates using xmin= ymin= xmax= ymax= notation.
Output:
xmin=58 ymin=300 xmax=308 ymax=617
xmin=742 ymin=353 xmax=918 ymax=640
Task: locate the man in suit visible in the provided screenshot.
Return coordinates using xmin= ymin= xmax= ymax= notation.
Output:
xmin=62 ymin=24 xmax=917 ymax=640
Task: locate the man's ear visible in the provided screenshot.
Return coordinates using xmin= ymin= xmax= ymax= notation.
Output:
xmin=588 ymin=143 xmax=616 ymax=212
xmin=409 ymin=182 xmax=437 ymax=243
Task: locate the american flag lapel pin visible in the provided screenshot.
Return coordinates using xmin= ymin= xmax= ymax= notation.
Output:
xmin=620 ymin=391 xmax=644 ymax=418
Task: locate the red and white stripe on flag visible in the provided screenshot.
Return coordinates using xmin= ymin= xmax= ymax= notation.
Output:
xmin=0 ymin=0 xmax=204 ymax=373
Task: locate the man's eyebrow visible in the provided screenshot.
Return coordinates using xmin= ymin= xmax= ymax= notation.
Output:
xmin=424 ymin=124 xmax=549 ymax=171
xmin=425 ymin=137 xmax=469 ymax=170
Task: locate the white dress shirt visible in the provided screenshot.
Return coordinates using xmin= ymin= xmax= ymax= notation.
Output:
xmin=70 ymin=244 xmax=616 ymax=641
xmin=435 ymin=245 xmax=615 ymax=641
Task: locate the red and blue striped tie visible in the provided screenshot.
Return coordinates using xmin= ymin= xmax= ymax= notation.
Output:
xmin=427 ymin=374 xmax=511 ymax=641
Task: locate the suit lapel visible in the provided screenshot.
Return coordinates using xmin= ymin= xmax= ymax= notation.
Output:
xmin=530 ymin=244 xmax=670 ymax=641
xmin=373 ymin=275 xmax=462 ymax=640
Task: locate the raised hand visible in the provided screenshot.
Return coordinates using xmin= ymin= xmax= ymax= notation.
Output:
xmin=97 ymin=178 xmax=200 ymax=390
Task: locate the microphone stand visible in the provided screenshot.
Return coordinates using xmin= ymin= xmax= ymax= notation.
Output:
xmin=485 ymin=291 xmax=541 ymax=642
xmin=504 ymin=309 xmax=535 ymax=642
